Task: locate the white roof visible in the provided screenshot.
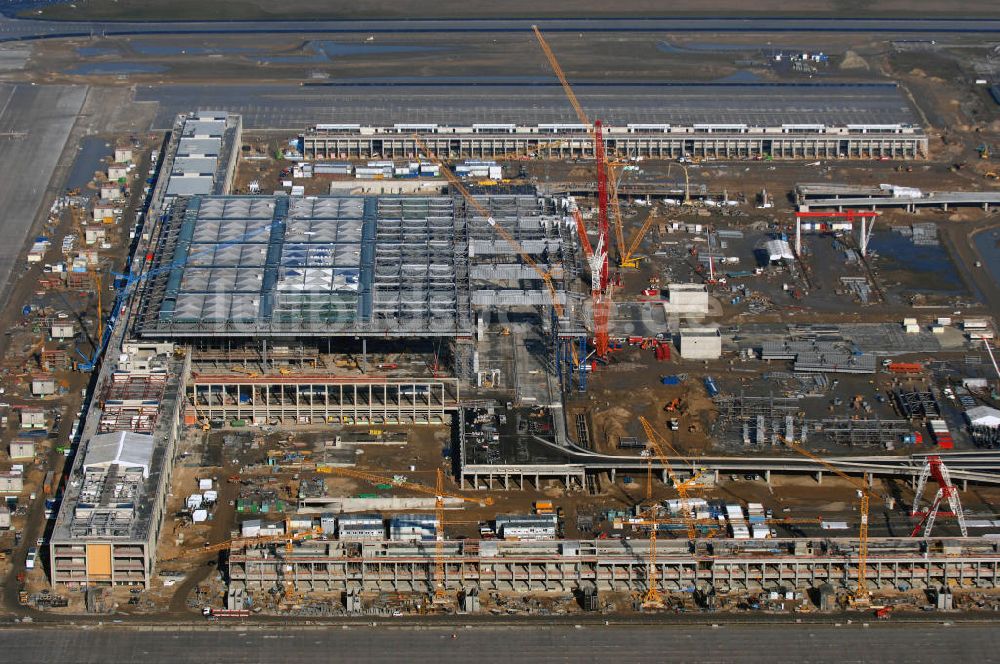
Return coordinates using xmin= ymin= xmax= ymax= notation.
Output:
xmin=83 ymin=431 xmax=155 ymax=478
xmin=967 ymin=406 xmax=1000 ymax=427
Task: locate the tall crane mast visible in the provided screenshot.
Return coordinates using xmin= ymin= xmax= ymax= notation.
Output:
xmin=779 ymin=437 xmax=880 ymax=606
xmin=532 ymin=25 xmax=612 ymax=358
xmin=638 ymin=416 xmax=705 ymax=607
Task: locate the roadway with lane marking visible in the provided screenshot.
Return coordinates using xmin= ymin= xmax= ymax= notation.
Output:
xmin=0 ymin=623 xmax=998 ymax=663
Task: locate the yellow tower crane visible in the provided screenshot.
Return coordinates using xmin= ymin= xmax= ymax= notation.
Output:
xmin=779 ymin=437 xmax=883 ymax=607
xmin=318 ymin=465 xmax=492 ymax=599
xmin=619 ymin=206 xmax=661 ymax=269
xmin=637 ymin=416 xmax=706 ymax=607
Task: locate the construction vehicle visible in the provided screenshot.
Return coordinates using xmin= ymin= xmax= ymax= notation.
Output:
xmin=229 ymin=365 xmax=260 ymax=377
xmin=663 ymin=397 xmax=685 ymax=413
xmin=875 ymin=605 xmax=894 ymax=620
xmin=978 ymin=143 xmax=991 ymax=159
xmin=986 ymin=171 xmax=998 ymax=180
xmin=318 ymin=466 xmax=491 ymax=600
xmin=778 ymin=436 xmax=886 ymax=607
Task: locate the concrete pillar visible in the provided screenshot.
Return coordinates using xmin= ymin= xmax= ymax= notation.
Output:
xmin=764 ymin=469 xmax=772 ymax=485
xmin=816 ymin=471 xmax=823 ymax=485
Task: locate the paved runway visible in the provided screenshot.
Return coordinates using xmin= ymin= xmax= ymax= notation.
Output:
xmin=134 ymin=82 xmax=917 ymax=130
xmin=0 ymin=622 xmax=998 ymax=663
xmin=6 ymin=16 xmax=1000 ymax=42
xmin=0 ymin=83 xmax=85 ymax=306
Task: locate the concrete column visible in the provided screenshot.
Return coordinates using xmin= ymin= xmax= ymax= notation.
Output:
xmin=764 ymin=470 xmax=771 ymax=485
xmin=816 ymin=471 xmax=823 ymax=485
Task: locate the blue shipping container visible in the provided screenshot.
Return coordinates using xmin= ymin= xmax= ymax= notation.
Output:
xmin=661 ymin=376 xmax=681 ymax=385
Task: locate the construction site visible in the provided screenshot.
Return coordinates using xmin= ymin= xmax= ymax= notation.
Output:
xmin=3 ymin=18 xmax=1000 ymax=626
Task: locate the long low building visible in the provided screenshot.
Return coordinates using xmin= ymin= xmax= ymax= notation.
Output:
xmin=228 ymin=535 xmax=1000 ymax=596
xmin=49 ymin=348 xmax=189 ymax=588
xmin=297 ymin=83 xmax=926 ymax=160
xmin=303 ymin=122 xmax=927 ymax=161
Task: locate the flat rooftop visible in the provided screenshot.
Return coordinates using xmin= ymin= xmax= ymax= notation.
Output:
xmin=52 ymin=358 xmax=184 ymax=544
xmin=165 ymin=111 xmax=240 ymax=199
xmin=140 ymin=83 xmax=920 ymax=130
xmin=134 ymin=194 xmax=579 ymax=338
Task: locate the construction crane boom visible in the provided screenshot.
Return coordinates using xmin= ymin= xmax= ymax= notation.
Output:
xmin=319 ymin=465 xmax=491 ymax=599
xmin=531 ymin=25 xmax=590 ymax=126
xmin=620 ymin=207 xmax=659 ymax=269
xmin=610 ymin=165 xmax=627 ymax=262
xmin=638 ymin=416 xmax=706 ymax=607
xmin=413 ymin=135 xmax=565 ymax=319
xmin=532 ymin=25 xmax=612 ymax=360
xmin=779 ymin=438 xmax=877 ymax=605
xmin=317 ymin=465 xmax=492 ymax=506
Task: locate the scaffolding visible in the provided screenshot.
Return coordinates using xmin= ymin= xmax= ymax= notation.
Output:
xmin=99 ymin=372 xmax=168 ymax=434
xmin=894 ymin=388 xmax=941 ymax=419
xmin=817 ymin=418 xmax=911 ymax=448
xmin=189 ymin=375 xmax=459 ymax=425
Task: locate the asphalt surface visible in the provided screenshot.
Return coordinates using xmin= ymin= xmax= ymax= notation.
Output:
xmin=0 ymin=623 xmax=998 ymax=663
xmin=134 ymin=82 xmax=917 ymax=130
xmin=6 ymin=16 xmax=1000 ymax=42
xmin=0 ymin=82 xmax=85 ymax=308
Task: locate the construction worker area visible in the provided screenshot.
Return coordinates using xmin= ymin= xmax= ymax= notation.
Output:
xmin=7 ymin=27 xmax=1000 ymax=622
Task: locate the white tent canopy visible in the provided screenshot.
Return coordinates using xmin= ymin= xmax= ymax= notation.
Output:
xmin=966 ymin=406 xmax=1000 ymax=428
xmin=83 ymin=431 xmax=155 ymax=478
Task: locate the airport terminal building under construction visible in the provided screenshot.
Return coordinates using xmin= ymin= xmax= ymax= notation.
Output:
xmin=45 ymin=92 xmax=962 ymax=597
